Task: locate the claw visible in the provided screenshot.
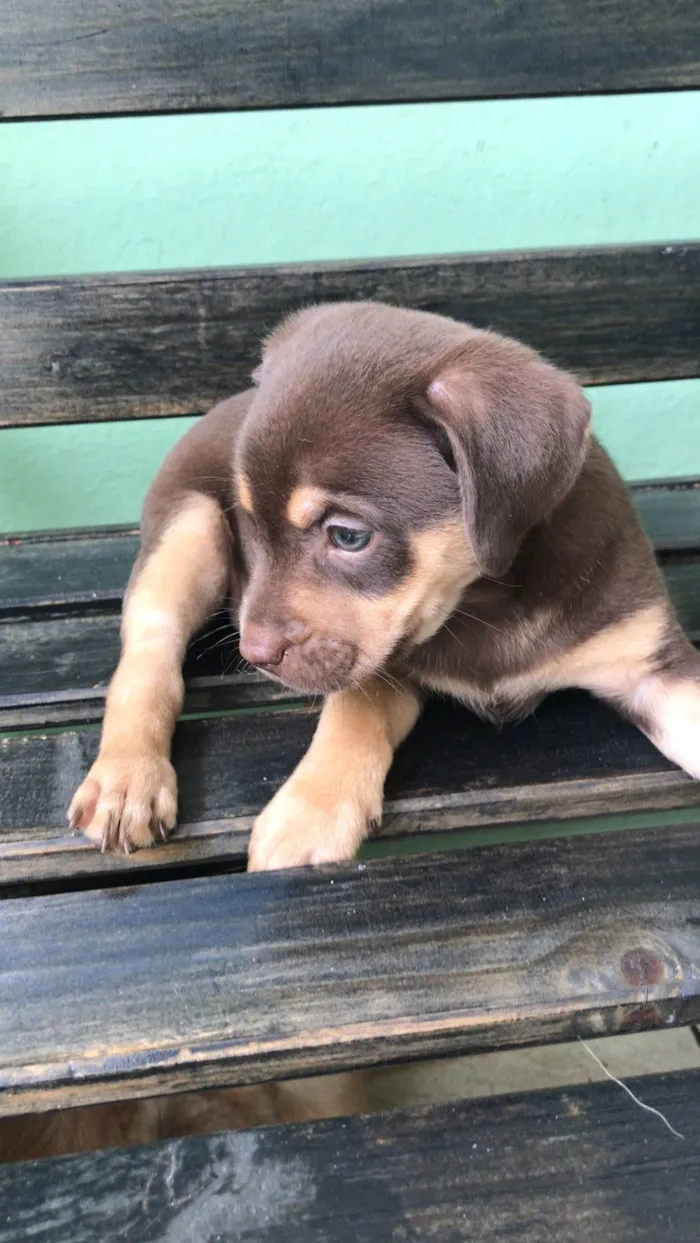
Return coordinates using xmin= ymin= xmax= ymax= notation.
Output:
xmin=122 ymin=838 xmax=131 ymax=856
xmin=158 ymin=819 xmax=169 ymax=842
xmin=101 ymin=813 xmax=114 ymax=854
xmin=68 ymin=807 xmax=82 ymax=831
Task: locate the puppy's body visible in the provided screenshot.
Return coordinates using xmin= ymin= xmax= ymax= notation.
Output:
xmin=405 ymin=439 xmax=671 ymax=723
xmin=0 ymin=1074 xmax=370 ymax=1162
xmin=69 ymin=301 xmax=700 ymax=867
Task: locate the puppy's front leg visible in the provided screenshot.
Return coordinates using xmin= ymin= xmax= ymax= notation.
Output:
xmin=69 ymin=494 xmax=229 ymax=852
xmin=248 ymin=678 xmax=422 ymax=870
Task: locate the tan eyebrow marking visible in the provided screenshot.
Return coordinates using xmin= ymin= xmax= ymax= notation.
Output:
xmin=286 ymin=485 xmax=329 ymax=530
xmin=236 ymin=474 xmax=254 ymax=515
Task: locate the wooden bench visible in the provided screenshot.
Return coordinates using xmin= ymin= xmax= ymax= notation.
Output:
xmin=1 ymin=2 xmax=700 ymax=1238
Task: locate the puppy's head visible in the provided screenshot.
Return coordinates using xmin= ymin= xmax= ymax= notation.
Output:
xmin=234 ymin=302 xmax=591 ymax=693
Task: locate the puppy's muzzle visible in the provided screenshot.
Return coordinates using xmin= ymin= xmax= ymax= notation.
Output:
xmin=240 ymin=620 xmax=358 ymax=694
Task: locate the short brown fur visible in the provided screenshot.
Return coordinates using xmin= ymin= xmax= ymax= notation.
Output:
xmin=70 ymin=300 xmax=700 ymax=865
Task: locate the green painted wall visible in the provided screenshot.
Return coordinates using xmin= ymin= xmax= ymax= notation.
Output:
xmin=1 ymin=92 xmax=699 ymax=532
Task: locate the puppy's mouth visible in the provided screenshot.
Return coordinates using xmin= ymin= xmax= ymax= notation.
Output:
xmin=250 ymin=638 xmax=360 ymax=696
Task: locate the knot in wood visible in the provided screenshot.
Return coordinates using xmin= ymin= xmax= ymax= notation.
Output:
xmin=622 ymin=947 xmax=665 ymax=986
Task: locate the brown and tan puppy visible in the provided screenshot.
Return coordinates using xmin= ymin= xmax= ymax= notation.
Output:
xmin=69 ymin=301 xmax=700 ymax=868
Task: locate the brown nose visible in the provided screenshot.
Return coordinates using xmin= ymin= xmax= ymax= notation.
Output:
xmin=240 ymin=619 xmax=309 ymax=668
xmin=240 ymin=622 xmax=286 ymax=667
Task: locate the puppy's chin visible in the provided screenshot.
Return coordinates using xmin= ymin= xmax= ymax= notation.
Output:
xmin=256 ymin=637 xmax=361 ymax=696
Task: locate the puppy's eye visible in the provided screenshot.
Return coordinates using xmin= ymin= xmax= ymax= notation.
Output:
xmin=327 ymin=525 xmax=373 ymax=552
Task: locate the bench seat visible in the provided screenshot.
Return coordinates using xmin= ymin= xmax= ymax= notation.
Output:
xmin=2 ymin=824 xmax=699 ymax=1115
xmin=2 ymin=478 xmax=699 ymax=889
xmin=1 ymin=1069 xmax=698 ymax=1242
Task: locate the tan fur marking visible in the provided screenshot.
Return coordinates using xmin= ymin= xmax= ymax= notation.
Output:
xmin=545 ymin=602 xmax=668 ymax=694
xmin=423 ymin=603 xmax=669 ymax=712
xmin=286 ymin=485 xmax=329 ymax=530
xmin=635 ymin=676 xmax=700 ymax=780
xmin=237 ymin=474 xmax=254 ymax=515
xmin=248 ymin=678 xmax=421 ymax=869
xmin=69 ymin=493 xmax=229 ymax=851
xmin=286 ymin=519 xmax=478 ymax=683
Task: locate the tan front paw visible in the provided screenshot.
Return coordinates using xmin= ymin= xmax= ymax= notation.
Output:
xmin=247 ymin=778 xmax=378 ymax=872
xmin=68 ymin=752 xmax=177 ymax=854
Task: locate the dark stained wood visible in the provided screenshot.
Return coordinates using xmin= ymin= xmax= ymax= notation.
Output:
xmin=1 ymin=826 xmax=699 ymax=1112
xmin=631 ymin=478 xmax=700 ymax=553
xmin=2 ymin=481 xmax=697 ymax=611
xmin=0 ymin=527 xmax=138 ymax=611
xmin=2 ymin=0 xmax=700 ymax=120
xmin=2 ymin=1071 xmax=698 ymax=1242
xmin=2 ymin=244 xmax=699 ymax=426
xmin=3 ymin=682 xmax=700 ymax=887
xmin=1 ymin=558 xmax=698 ymax=732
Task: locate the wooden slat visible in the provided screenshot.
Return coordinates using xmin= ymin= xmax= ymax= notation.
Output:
xmin=632 ymin=478 xmax=700 ymax=552
xmin=2 ymin=1071 xmax=698 ymax=1242
xmin=2 ymin=481 xmax=698 ymax=610
xmin=0 ymin=526 xmax=139 ymax=611
xmin=1 ymin=826 xmax=699 ymax=1113
xmin=3 ymin=680 xmax=700 ymax=888
xmin=2 ymin=0 xmax=699 ymax=120
xmin=1 ymin=557 xmax=698 ymax=733
xmin=0 ymin=609 xmax=302 ymax=730
xmin=2 ymin=245 xmax=699 ymax=426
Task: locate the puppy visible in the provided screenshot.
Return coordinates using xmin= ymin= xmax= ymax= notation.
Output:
xmin=69 ymin=301 xmax=700 ymax=868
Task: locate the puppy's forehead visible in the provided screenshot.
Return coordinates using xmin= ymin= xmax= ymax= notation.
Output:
xmin=239 ymin=409 xmax=457 ymax=531
xmin=236 ymin=303 xmax=469 ymax=527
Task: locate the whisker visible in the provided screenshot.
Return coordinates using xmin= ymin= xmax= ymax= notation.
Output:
xmin=451 ymin=608 xmax=503 ymax=634
xmin=194 ymin=630 xmax=238 ymax=660
xmin=442 ymin=622 xmax=468 ymax=653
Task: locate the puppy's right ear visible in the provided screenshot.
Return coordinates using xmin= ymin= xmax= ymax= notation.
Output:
xmin=420 ymin=333 xmax=591 ymax=576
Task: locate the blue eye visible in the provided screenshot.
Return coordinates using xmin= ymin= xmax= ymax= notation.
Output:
xmin=327 ymin=525 xmax=373 ymax=552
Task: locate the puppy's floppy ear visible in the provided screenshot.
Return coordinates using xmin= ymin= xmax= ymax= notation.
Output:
xmin=420 ymin=333 xmax=591 ymax=576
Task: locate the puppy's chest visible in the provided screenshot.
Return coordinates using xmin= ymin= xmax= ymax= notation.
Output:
xmin=415 ymin=667 xmax=547 ymax=724
xmin=403 ymin=609 xmax=557 ymax=724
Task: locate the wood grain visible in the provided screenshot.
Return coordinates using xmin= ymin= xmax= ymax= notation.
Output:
xmin=2 ymin=245 xmax=699 ymax=426
xmin=1 ymin=558 xmax=698 ymax=732
xmin=0 ymin=527 xmax=139 ymax=611
xmin=3 ymin=684 xmax=700 ymax=888
xmin=2 ymin=0 xmax=699 ymax=119
xmin=1 ymin=826 xmax=699 ymax=1113
xmin=2 ymin=1071 xmax=698 ymax=1242
xmin=2 ymin=481 xmax=697 ymax=610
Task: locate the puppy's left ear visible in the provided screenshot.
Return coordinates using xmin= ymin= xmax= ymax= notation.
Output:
xmin=421 ymin=334 xmax=592 ymax=576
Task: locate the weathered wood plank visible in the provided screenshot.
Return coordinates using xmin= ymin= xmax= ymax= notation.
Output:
xmin=1 ymin=826 xmax=699 ymax=1113
xmin=0 ymin=527 xmax=139 ymax=610
xmin=632 ymin=478 xmax=700 ymax=553
xmin=2 ymin=245 xmax=699 ymax=426
xmin=2 ymin=0 xmax=699 ymax=120
xmin=3 ymin=685 xmax=700 ymax=887
xmin=2 ymin=1071 xmax=698 ymax=1242
xmin=2 ymin=481 xmax=697 ymax=609
xmin=1 ymin=558 xmax=697 ymax=732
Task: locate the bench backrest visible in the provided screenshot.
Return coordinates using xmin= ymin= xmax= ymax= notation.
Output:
xmin=0 ymin=1 xmax=699 ymax=507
